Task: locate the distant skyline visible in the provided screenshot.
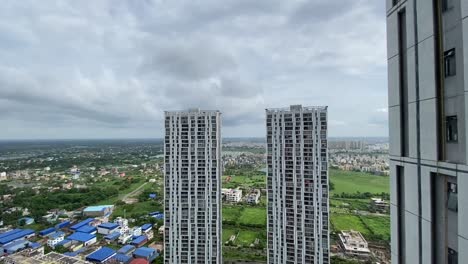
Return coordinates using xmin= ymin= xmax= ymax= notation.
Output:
xmin=0 ymin=0 xmax=387 ymax=139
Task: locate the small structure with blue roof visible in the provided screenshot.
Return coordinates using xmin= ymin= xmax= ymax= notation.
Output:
xmin=83 ymin=205 xmax=114 ymax=217
xmin=118 ymin=245 xmax=136 ymax=255
xmin=133 ymin=247 xmax=158 ymax=262
xmin=130 ymin=236 xmax=147 ymax=248
xmin=112 ymin=253 xmax=132 ymax=264
xmin=70 ymin=218 xmax=94 ymax=231
xmin=56 ymin=220 xmax=71 ymax=229
xmin=0 ymin=229 xmax=35 ymax=246
xmin=140 ymin=224 xmax=152 ymax=233
xmin=149 ymin=212 xmax=164 ymax=220
xmin=3 ymin=239 xmax=30 ymax=254
xmin=39 ymin=227 xmax=56 ymax=236
xmin=67 ymin=232 xmax=97 ymax=246
xmin=47 ymin=231 xmax=65 ymax=248
xmin=86 ymin=247 xmax=116 ymax=263
xmin=104 ymin=232 xmax=120 ymax=242
xmin=97 ymin=222 xmax=119 ymax=235
xmin=76 ymin=225 xmax=97 ymax=234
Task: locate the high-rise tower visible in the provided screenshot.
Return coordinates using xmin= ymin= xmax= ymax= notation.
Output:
xmin=164 ymin=109 xmax=222 ymax=263
xmin=266 ymin=105 xmax=329 ymax=264
xmin=386 ymin=0 xmax=468 ymax=262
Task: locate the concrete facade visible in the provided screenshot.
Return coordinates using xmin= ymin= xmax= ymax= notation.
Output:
xmin=164 ymin=109 xmax=222 ymax=264
xmin=266 ymin=105 xmax=329 ymax=264
xmin=386 ymin=0 xmax=468 ymax=263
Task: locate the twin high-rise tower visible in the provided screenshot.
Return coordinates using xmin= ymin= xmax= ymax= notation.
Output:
xmin=164 ymin=105 xmax=329 ymax=264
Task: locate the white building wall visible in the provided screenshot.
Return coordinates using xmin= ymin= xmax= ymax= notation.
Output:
xmin=164 ymin=109 xmax=222 ymax=264
xmin=266 ymin=105 xmax=329 ymax=264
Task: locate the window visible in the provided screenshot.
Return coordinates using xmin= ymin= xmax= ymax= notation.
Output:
xmin=447 ymin=183 xmax=458 ymax=212
xmin=444 ymin=49 xmax=456 ymax=77
xmin=442 ymin=0 xmax=452 ymax=12
xmin=448 ymin=248 xmax=458 ymax=264
xmin=393 ymin=0 xmax=399 ymax=6
xmin=446 ymin=116 xmax=458 ymax=142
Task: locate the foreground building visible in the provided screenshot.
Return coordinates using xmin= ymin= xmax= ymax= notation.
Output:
xmin=266 ymin=105 xmax=329 ymax=263
xmin=386 ymin=0 xmax=468 ymax=263
xmin=164 ymin=109 xmax=222 ymax=263
xmin=338 ymin=230 xmax=370 ymax=259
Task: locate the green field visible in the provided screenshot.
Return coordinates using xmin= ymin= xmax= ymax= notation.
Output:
xmin=238 ymin=208 xmax=267 ymax=227
xmin=331 ymin=213 xmax=390 ymax=241
xmin=222 ymin=175 xmax=266 ymax=189
xmin=330 ymin=169 xmax=389 ymax=194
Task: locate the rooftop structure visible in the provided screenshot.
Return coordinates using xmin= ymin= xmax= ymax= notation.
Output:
xmin=338 ymin=230 xmax=370 ymax=258
xmin=39 ymin=228 xmax=56 ymax=236
xmin=86 ymin=247 xmax=116 ymax=263
xmin=67 ymin=232 xmax=96 ymax=243
xmin=70 ymin=218 xmax=94 ymax=231
xmin=0 ymin=229 xmax=35 ymax=245
xmin=118 ymin=245 xmax=136 ymax=255
xmin=76 ymin=225 xmax=97 ymax=234
xmin=4 ymin=251 xmax=89 ymax=264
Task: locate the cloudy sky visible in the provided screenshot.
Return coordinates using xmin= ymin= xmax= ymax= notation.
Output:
xmin=0 ymin=0 xmax=388 ymax=139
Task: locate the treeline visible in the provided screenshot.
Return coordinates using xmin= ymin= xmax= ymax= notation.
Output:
xmin=333 ymin=192 xmax=390 ymax=200
xmin=1 ymin=186 xmax=119 ymax=225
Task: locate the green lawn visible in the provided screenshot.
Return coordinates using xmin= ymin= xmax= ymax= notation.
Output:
xmin=238 ymin=208 xmax=267 ymax=227
xmin=113 ymin=200 xmax=161 ymax=218
xmin=222 ymin=175 xmax=266 ymax=189
xmin=222 ymin=228 xmax=237 ymax=243
xmin=236 ymin=230 xmax=258 ymax=246
xmin=330 ymin=169 xmax=389 ymax=195
xmin=223 ymin=207 xmax=242 ymax=221
xmin=360 ymin=215 xmax=391 ymax=241
xmin=331 ymin=214 xmax=371 ymax=236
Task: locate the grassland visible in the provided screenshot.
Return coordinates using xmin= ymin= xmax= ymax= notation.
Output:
xmin=330 ymin=169 xmax=390 ymax=195
xmin=331 ymin=213 xmax=391 ymax=242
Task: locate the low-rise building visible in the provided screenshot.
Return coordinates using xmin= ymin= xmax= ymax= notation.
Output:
xmin=83 ymin=205 xmax=114 ymax=217
xmin=47 ymin=232 xmax=65 ymax=248
xmin=97 ymin=223 xmax=119 ymax=235
xmin=246 ymin=189 xmax=261 ymax=205
xmin=370 ymin=198 xmax=389 ymax=213
xmin=222 ymin=189 xmax=242 ymax=203
xmin=338 ymin=230 xmax=371 ymax=259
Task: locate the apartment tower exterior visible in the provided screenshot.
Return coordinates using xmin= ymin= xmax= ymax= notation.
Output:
xmin=386 ymin=0 xmax=468 ymax=263
xmin=266 ymin=105 xmax=329 ymax=264
xmin=164 ymin=109 xmax=222 ymax=263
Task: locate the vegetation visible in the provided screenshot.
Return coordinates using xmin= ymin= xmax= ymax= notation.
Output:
xmin=330 ymin=169 xmax=390 ymax=195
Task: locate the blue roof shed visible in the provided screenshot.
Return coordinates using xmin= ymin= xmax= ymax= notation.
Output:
xmin=118 ymin=245 xmax=136 ymax=255
xmin=49 ymin=232 xmax=65 ymax=239
xmin=70 ymin=218 xmax=94 ymax=231
xmin=3 ymin=239 xmax=29 ymax=254
xmin=77 ymin=225 xmax=97 ymax=234
xmin=140 ymin=224 xmax=152 ymax=232
xmin=56 ymin=220 xmax=71 ymax=229
xmin=131 ymin=236 xmax=147 ymax=246
xmin=112 ymin=253 xmax=132 ymax=264
xmin=133 ymin=247 xmax=158 ymax=262
xmin=86 ymin=247 xmax=116 ymax=263
xmin=67 ymin=232 xmax=96 ymax=243
xmin=0 ymin=229 xmax=35 ymax=245
xmin=98 ymin=222 xmax=119 ymax=230
xmin=0 ymin=229 xmax=22 ymax=239
xmin=39 ymin=228 xmax=55 ymax=236
xmin=104 ymin=232 xmax=120 ymax=241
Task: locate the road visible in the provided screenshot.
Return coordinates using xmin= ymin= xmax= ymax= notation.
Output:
xmin=122 ymin=182 xmax=148 ymax=201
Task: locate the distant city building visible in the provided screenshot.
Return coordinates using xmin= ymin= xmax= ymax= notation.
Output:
xmin=164 ymin=109 xmax=222 ymax=263
xmin=338 ymin=230 xmax=370 ymax=259
xmin=0 ymin=172 xmax=7 ymax=181
xmin=222 ymin=188 xmax=242 ymax=203
xmin=387 ymin=0 xmax=467 ymax=263
xmin=266 ymin=105 xmax=329 ymax=263
xmin=329 ymin=140 xmax=366 ymax=151
xmin=246 ymin=189 xmax=261 ymax=205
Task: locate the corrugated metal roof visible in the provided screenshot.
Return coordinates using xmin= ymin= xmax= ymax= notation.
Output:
xmin=76 ymin=225 xmax=97 ymax=233
xmin=133 ymin=247 xmax=155 ymax=258
xmin=131 ymin=236 xmax=147 ymax=245
xmin=70 ymin=218 xmax=94 ymax=230
xmin=56 ymin=220 xmax=71 ymax=229
xmin=104 ymin=232 xmax=120 ymax=240
xmin=86 ymin=247 xmax=116 ymax=262
xmin=113 ymin=253 xmax=132 ymax=263
xmin=67 ymin=232 xmax=96 ymax=242
xmin=49 ymin=231 xmax=65 ymax=239
xmin=140 ymin=224 xmax=152 ymax=231
xmin=83 ymin=205 xmax=113 ymax=212
xmin=56 ymin=239 xmax=71 ymax=246
xmin=39 ymin=228 xmax=56 ymax=236
xmin=0 ymin=229 xmax=22 ymax=239
xmin=98 ymin=222 xmax=119 ymax=229
xmin=0 ymin=229 xmax=35 ymax=245
xmin=118 ymin=245 xmax=136 ymax=254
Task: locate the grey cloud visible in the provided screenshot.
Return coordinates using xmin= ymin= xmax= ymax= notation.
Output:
xmin=289 ymin=0 xmax=356 ymax=25
xmin=141 ymin=42 xmax=237 ymax=81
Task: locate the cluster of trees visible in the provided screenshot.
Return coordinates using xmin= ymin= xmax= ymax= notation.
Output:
xmin=333 ymin=191 xmax=390 ymax=200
